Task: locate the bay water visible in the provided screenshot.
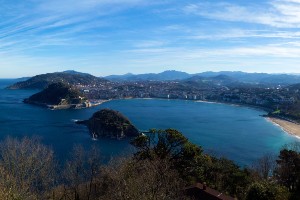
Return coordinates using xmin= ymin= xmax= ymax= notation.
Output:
xmin=0 ymin=80 xmax=298 ymax=166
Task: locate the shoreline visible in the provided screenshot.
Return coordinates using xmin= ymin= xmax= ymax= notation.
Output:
xmin=266 ymin=117 xmax=300 ymax=139
xmin=26 ymin=96 xmax=300 ymax=139
xmin=122 ymin=98 xmax=300 ymax=139
xmin=24 ymin=99 xmax=111 ymax=110
xmin=112 ymin=97 xmax=272 ymax=113
xmin=195 ymin=99 xmax=272 ymax=112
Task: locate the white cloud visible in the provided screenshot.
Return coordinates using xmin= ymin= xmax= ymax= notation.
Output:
xmin=2 ymin=0 xmax=300 ymax=77
xmin=189 ymin=29 xmax=300 ymax=40
xmin=126 ymin=43 xmax=300 ymax=59
xmin=183 ymin=0 xmax=300 ymax=28
xmin=133 ymin=40 xmax=167 ymax=48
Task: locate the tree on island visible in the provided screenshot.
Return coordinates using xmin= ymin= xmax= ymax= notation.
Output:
xmin=78 ymin=109 xmax=139 ymax=138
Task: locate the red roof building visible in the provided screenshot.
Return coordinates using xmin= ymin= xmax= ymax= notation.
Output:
xmin=184 ymin=183 xmax=236 ymax=200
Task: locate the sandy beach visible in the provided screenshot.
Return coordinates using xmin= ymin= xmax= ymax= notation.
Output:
xmin=267 ymin=117 xmax=300 ymax=138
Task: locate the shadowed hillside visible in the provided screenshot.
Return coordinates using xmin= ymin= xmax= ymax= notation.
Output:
xmin=24 ymin=82 xmax=88 ymax=108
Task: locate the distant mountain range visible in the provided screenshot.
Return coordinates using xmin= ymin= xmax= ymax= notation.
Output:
xmin=104 ymin=70 xmax=300 ymax=86
xmin=6 ymin=70 xmax=300 ymax=90
xmin=105 ymin=70 xmax=191 ymax=82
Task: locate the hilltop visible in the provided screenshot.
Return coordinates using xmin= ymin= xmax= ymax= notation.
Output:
xmin=8 ymin=70 xmax=300 ymax=89
xmin=105 ymin=70 xmax=300 ymax=86
xmin=105 ymin=70 xmax=191 ymax=81
xmin=7 ymin=71 xmax=108 ymax=90
xmin=77 ymin=109 xmax=139 ymax=139
xmin=24 ymin=82 xmax=90 ymax=109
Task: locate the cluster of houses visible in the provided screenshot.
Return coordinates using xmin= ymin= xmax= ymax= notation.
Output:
xmin=73 ymin=80 xmax=298 ymax=111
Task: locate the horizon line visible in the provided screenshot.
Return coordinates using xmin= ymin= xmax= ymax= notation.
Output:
xmin=1 ymin=69 xmax=300 ymax=79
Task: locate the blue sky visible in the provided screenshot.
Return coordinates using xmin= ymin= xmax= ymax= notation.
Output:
xmin=1 ymin=0 xmax=300 ymax=78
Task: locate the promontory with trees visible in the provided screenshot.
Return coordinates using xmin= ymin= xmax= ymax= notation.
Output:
xmin=23 ymin=82 xmax=92 ymax=109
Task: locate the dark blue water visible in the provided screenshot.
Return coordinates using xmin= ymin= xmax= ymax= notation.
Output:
xmin=0 ymin=80 xmax=133 ymax=161
xmin=0 ymin=80 xmax=298 ymax=166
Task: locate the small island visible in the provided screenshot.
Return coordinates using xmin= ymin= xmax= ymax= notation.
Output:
xmin=24 ymin=82 xmax=92 ymax=109
xmin=77 ymin=109 xmax=139 ymax=139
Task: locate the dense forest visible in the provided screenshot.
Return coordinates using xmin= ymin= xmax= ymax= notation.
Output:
xmin=0 ymin=129 xmax=299 ymax=200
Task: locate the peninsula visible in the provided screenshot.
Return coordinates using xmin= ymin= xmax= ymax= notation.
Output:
xmin=24 ymin=82 xmax=92 ymax=109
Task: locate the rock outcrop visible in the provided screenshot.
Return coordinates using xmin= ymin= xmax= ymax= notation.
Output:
xmin=77 ymin=109 xmax=139 ymax=139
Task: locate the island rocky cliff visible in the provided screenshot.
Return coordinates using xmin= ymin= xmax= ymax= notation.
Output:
xmin=24 ymin=82 xmax=91 ymax=109
xmin=77 ymin=109 xmax=139 ymax=139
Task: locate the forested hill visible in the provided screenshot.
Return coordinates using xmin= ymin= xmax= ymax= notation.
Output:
xmin=7 ymin=71 xmax=109 ymax=90
xmin=78 ymin=109 xmax=139 ymax=139
xmin=23 ymin=82 xmax=86 ymax=106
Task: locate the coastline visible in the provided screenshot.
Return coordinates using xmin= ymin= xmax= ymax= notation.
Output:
xmin=195 ymin=99 xmax=272 ymax=112
xmin=194 ymin=99 xmax=300 ymax=139
xmin=25 ymin=94 xmax=300 ymax=139
xmin=133 ymin=98 xmax=300 ymax=139
xmin=120 ymin=97 xmax=272 ymax=114
xmin=24 ymin=99 xmax=110 ymax=110
xmin=49 ymin=99 xmax=111 ymax=110
xmin=266 ymin=117 xmax=300 ymax=139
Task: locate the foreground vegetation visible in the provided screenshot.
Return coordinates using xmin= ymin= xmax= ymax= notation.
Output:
xmin=0 ymin=130 xmax=299 ymax=200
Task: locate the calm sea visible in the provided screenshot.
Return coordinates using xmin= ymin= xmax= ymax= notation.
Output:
xmin=0 ymin=80 xmax=298 ymax=166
